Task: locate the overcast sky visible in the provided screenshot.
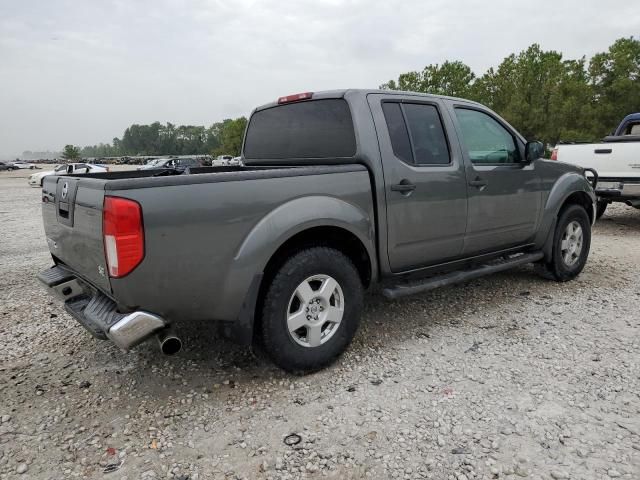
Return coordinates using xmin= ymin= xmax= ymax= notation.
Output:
xmin=1 ymin=0 xmax=639 ymax=157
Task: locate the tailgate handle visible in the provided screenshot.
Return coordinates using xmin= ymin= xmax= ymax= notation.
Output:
xmin=58 ymin=201 xmax=70 ymax=219
xmin=594 ymin=148 xmax=612 ymax=154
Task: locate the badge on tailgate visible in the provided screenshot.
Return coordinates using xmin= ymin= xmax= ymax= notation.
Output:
xmin=56 ymin=177 xmax=79 ymax=227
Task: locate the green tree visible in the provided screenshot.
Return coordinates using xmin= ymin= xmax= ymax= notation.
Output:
xmin=213 ymin=117 xmax=247 ymax=156
xmin=471 ymin=45 xmax=569 ymax=144
xmin=589 ymin=37 xmax=640 ymax=137
xmin=381 ymin=60 xmax=475 ymax=97
xmin=62 ymin=144 xmax=81 ymax=161
xmin=379 ymin=38 xmax=640 ymax=145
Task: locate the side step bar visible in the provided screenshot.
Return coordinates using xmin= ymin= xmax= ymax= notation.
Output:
xmin=382 ymin=252 xmax=544 ymax=300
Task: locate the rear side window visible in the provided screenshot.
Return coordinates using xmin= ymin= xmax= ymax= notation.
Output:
xmin=382 ymin=103 xmax=413 ymax=164
xmin=382 ymin=102 xmax=450 ymax=165
xmin=244 ymin=99 xmax=356 ymax=159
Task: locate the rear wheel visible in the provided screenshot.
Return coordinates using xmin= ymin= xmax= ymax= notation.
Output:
xmin=537 ymin=204 xmax=591 ymax=282
xmin=261 ymin=247 xmax=363 ymax=373
xmin=595 ymin=200 xmax=608 ymax=219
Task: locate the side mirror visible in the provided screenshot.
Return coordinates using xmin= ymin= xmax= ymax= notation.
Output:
xmin=525 ymin=141 xmax=544 ymax=162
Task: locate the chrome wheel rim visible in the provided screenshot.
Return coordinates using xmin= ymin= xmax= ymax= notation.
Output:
xmin=286 ymin=274 xmax=344 ymax=348
xmin=560 ymin=220 xmax=583 ymax=267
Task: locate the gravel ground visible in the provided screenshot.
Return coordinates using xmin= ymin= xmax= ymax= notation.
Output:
xmin=1 ymin=171 xmax=638 ymax=480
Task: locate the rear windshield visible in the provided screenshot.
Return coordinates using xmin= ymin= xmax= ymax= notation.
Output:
xmin=244 ymin=99 xmax=356 ymax=159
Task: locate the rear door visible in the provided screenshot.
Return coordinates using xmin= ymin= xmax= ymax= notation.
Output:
xmin=447 ymin=104 xmax=541 ymax=255
xmin=368 ymin=94 xmax=468 ymax=272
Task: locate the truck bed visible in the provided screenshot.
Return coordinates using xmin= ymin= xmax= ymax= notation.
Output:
xmin=42 ymin=163 xmax=374 ymax=325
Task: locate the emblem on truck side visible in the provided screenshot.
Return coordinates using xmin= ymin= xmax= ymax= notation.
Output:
xmin=62 ymin=182 xmax=69 ymax=200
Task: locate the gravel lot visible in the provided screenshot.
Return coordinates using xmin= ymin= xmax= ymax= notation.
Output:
xmin=1 ymin=169 xmax=638 ymax=480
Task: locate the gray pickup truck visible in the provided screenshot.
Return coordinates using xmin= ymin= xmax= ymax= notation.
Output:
xmin=38 ymin=89 xmax=596 ymax=372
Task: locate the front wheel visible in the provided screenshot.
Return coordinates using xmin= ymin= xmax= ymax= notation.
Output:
xmin=261 ymin=247 xmax=363 ymax=373
xmin=537 ymin=204 xmax=591 ymax=282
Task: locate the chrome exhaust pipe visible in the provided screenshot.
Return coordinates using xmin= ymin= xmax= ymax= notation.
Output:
xmin=157 ymin=328 xmax=182 ymax=355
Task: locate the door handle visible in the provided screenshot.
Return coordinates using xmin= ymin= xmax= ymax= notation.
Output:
xmin=468 ymin=177 xmax=488 ymax=188
xmin=390 ymin=181 xmax=416 ymax=193
xmin=594 ymin=148 xmax=612 ymax=154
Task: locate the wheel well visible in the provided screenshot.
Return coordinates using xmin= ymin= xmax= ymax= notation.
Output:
xmin=561 ymin=191 xmax=594 ymax=224
xmin=251 ymin=226 xmax=372 ymax=343
xmin=262 ymin=226 xmax=372 ymax=289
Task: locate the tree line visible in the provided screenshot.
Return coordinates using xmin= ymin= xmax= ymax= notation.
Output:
xmin=72 ymin=37 xmax=638 ymax=158
xmin=78 ymin=117 xmax=247 ymax=158
xmin=381 ymin=37 xmax=640 ymax=145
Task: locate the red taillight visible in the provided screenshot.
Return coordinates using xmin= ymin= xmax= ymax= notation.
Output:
xmin=277 ymin=92 xmax=313 ymax=104
xmin=103 ymin=196 xmax=144 ymax=278
xmin=550 ymin=148 xmax=558 ymax=161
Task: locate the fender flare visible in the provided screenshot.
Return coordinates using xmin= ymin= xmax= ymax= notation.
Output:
xmin=234 ymin=195 xmax=375 ymax=271
xmin=222 ymin=195 xmax=376 ymax=344
xmin=538 ymin=172 xmax=595 ymax=261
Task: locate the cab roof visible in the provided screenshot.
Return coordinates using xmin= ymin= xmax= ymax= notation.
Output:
xmin=254 ymin=88 xmax=483 ymax=112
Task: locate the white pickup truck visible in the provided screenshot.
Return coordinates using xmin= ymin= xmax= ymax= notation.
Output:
xmin=551 ymin=113 xmax=640 ymax=218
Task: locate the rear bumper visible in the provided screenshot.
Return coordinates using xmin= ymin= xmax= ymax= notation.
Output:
xmin=37 ymin=265 xmax=167 ymax=350
xmin=596 ymin=180 xmax=640 ymax=199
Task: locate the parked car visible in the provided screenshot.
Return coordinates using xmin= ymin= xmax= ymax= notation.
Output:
xmin=10 ymin=161 xmax=37 ymax=169
xmin=28 ymin=163 xmax=108 ymax=187
xmin=212 ymin=155 xmax=234 ymax=166
xmin=551 ymin=113 xmax=640 ymax=218
xmin=0 ymin=161 xmax=16 ymax=171
xmin=37 ymin=89 xmax=596 ymax=372
xmin=138 ymin=157 xmax=202 ymax=172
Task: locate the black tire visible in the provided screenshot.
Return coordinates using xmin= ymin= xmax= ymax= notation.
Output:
xmin=595 ymin=200 xmax=608 ymax=219
xmin=261 ymin=247 xmax=363 ymax=373
xmin=537 ymin=204 xmax=591 ymax=282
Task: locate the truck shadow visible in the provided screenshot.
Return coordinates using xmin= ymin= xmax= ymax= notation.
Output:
xmin=119 ymin=263 xmax=583 ymax=399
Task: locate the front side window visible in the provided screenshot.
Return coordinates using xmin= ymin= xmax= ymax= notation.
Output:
xmin=382 ymin=102 xmax=450 ymax=166
xmin=455 ymin=108 xmax=519 ymax=164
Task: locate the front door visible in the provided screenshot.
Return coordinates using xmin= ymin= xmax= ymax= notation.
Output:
xmin=448 ymin=105 xmax=541 ymax=255
xmin=368 ymin=95 xmax=468 ymax=272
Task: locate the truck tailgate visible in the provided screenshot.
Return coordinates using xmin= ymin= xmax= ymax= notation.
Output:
xmin=557 ymin=142 xmax=639 ymax=178
xmin=42 ymin=175 xmax=111 ymax=292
